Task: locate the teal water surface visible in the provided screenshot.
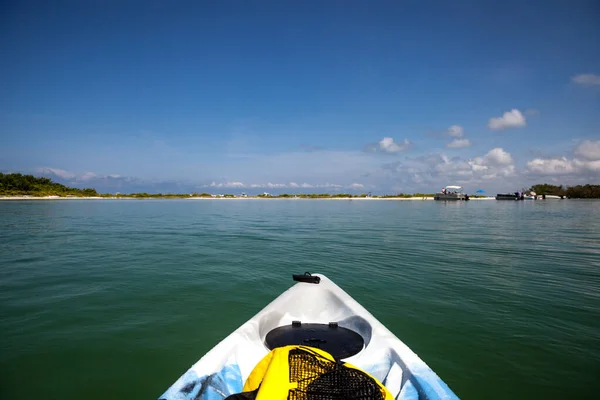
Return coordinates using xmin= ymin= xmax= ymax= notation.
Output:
xmin=1 ymin=199 xmax=599 ymax=399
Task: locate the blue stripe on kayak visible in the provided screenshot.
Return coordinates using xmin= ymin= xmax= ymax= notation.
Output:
xmin=398 ymin=380 xmax=419 ymax=400
xmin=412 ymin=374 xmax=460 ymax=400
xmin=159 ymin=364 xmax=243 ymax=400
xmin=365 ymin=352 xmax=460 ymax=400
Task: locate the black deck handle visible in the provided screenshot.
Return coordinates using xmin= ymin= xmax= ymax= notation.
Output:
xmin=293 ymin=272 xmax=320 ymax=284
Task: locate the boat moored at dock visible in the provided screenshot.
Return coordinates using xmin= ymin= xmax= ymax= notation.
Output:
xmin=434 ymin=185 xmax=469 ymax=201
xmin=496 ymin=192 xmax=523 ymax=200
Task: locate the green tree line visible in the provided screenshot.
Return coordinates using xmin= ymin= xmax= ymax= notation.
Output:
xmin=2 ymin=173 xmax=599 ymax=199
xmin=0 ymin=173 xmax=98 ymax=197
xmin=530 ymin=184 xmax=600 ymax=199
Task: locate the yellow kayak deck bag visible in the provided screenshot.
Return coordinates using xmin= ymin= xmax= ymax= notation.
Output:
xmin=225 ymin=345 xmax=393 ymax=400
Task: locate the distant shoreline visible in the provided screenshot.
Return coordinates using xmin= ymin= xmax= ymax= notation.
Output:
xmin=0 ymin=195 xmax=500 ymax=201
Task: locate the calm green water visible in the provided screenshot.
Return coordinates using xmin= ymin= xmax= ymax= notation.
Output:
xmin=1 ymin=199 xmax=599 ymax=399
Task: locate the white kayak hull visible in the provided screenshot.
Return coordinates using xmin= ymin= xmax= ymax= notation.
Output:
xmin=159 ymin=274 xmax=459 ymax=400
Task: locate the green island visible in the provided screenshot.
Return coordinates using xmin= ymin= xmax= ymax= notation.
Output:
xmin=1 ymin=173 xmax=599 ymax=198
xmin=528 ymin=183 xmax=600 ymax=198
xmin=0 ymin=173 xmax=99 ymax=197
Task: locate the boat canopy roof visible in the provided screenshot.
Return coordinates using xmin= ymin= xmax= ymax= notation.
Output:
xmin=445 ymin=185 xmax=463 ymax=190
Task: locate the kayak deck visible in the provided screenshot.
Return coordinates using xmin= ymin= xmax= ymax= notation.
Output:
xmin=159 ymin=273 xmax=459 ymax=400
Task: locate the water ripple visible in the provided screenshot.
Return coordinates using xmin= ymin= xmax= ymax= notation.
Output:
xmin=0 ymin=199 xmax=599 ymax=399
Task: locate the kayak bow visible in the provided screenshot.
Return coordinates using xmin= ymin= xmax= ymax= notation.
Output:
xmin=159 ymin=273 xmax=459 ymax=400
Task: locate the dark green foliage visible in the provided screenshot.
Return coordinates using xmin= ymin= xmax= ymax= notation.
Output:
xmin=529 ymin=184 xmax=566 ymax=196
xmin=530 ymin=183 xmax=600 ymax=198
xmin=0 ymin=173 xmax=99 ymax=197
xmin=564 ymin=184 xmax=600 ymax=198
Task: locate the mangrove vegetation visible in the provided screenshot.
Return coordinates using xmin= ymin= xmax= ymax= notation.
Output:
xmin=0 ymin=173 xmax=99 ymax=197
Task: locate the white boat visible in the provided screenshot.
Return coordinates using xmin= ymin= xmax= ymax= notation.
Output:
xmin=159 ymin=273 xmax=459 ymax=400
xmin=434 ymin=185 xmax=469 ymax=201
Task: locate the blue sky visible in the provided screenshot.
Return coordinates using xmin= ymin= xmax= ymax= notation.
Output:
xmin=1 ymin=0 xmax=599 ymax=194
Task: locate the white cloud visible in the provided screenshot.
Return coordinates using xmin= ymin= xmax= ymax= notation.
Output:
xmin=445 ymin=125 xmax=471 ymax=148
xmin=482 ymin=148 xmax=513 ymax=166
xmin=526 ymin=140 xmax=600 ymax=176
xmin=78 ymin=172 xmax=97 ymax=181
xmin=468 ymin=149 xmax=515 ymax=178
xmin=446 ymin=138 xmax=471 ymax=148
xmin=378 ymin=137 xmax=411 ymax=153
xmin=203 ymin=181 xmax=351 ymax=190
xmin=526 ymin=157 xmax=578 ymax=175
xmin=572 ymin=74 xmax=600 ymax=86
xmin=378 ymin=147 xmax=518 ymax=190
xmin=209 ymin=181 xmax=246 ymax=188
xmin=468 ymin=161 xmax=489 ymax=172
xmin=574 ymin=140 xmax=600 ymax=161
xmin=37 ymin=167 xmax=76 ymax=179
xmin=577 ymin=159 xmax=600 ymax=172
xmin=348 ymin=183 xmax=364 ymax=189
xmin=448 ymin=125 xmax=464 ymax=138
xmin=488 ymin=109 xmax=527 ymax=130
xmin=37 ymin=168 xmax=124 ymax=184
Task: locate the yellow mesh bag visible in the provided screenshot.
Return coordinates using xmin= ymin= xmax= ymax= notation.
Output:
xmin=226 ymin=345 xmax=393 ymax=400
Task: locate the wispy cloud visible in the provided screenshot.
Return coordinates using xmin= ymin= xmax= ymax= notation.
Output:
xmin=379 ymin=137 xmax=411 ymax=153
xmin=36 ymin=167 xmax=199 ymax=193
xmin=348 ymin=183 xmax=365 ymax=189
xmin=574 ymin=140 xmax=600 ymax=160
xmin=480 ymin=148 xmax=514 ymax=166
xmin=31 ymin=139 xmax=598 ymax=195
xmin=488 ymin=109 xmax=527 ymax=130
xmin=446 ymin=138 xmax=472 ymax=148
xmin=202 ymin=181 xmax=364 ymax=190
xmin=37 ymin=167 xmax=76 ymax=179
xmin=78 ymin=172 xmax=98 ymax=181
xmin=526 ymin=157 xmax=578 ymax=175
xmin=525 ymin=109 xmax=539 ymax=116
xmin=209 ymin=181 xmax=245 ymax=188
xmin=374 ymin=147 xmax=518 ymax=190
xmin=300 ymin=145 xmax=326 ymax=152
xmin=572 ymin=73 xmax=600 ymax=87
xmin=526 ymin=140 xmax=600 ymax=176
xmin=214 ymin=149 xmax=382 ymax=185
xmin=447 ymin=125 xmax=464 ymax=138
xmin=444 ymin=125 xmax=471 ymax=148
xmin=365 ymin=137 xmax=411 ymax=153
xmin=38 ymin=167 xmax=122 ymax=184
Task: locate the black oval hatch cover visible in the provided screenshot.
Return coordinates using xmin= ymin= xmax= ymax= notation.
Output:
xmin=265 ymin=322 xmax=364 ymax=360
